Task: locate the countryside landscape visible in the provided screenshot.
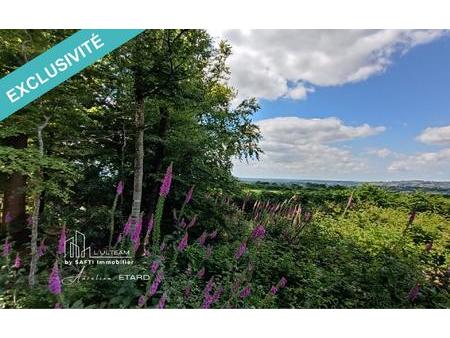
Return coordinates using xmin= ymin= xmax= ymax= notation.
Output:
xmin=0 ymin=29 xmax=449 ymax=309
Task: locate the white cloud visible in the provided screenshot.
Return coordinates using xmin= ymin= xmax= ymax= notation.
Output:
xmin=211 ymin=30 xmax=447 ymax=101
xmin=258 ymin=117 xmax=385 ymax=144
xmin=417 ymin=125 xmax=450 ymax=145
xmin=285 ymin=83 xmax=314 ymax=100
xmin=387 ymin=124 xmax=450 ymax=177
xmin=388 ymin=148 xmax=450 ymax=172
xmin=233 ymin=116 xmax=385 ymax=179
xmin=368 ymin=148 xmax=393 ymax=158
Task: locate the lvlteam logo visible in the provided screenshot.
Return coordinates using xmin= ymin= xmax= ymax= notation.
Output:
xmin=64 ymin=230 xmax=133 ymax=266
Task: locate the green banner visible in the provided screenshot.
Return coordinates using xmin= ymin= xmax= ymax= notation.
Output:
xmin=0 ymin=29 xmax=143 ymax=121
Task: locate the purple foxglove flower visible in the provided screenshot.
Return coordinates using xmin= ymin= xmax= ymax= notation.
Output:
xmin=2 ymin=238 xmax=11 ymax=257
xmin=269 ymin=286 xmax=278 ymax=295
xmin=57 ymin=228 xmax=66 ymax=255
xmin=209 ymin=229 xmax=218 ymax=239
xmin=38 ymin=239 xmax=47 ymax=257
xmin=159 ymin=164 xmax=173 ymax=198
xmin=138 ymin=295 xmax=146 ymax=308
xmin=48 ymin=262 xmax=62 ymax=295
xmin=54 ymin=303 xmax=63 ymax=309
xmin=187 ymin=215 xmax=197 ymax=229
xmin=157 ymin=292 xmax=167 ymax=309
xmin=150 ymin=260 xmax=160 ymax=274
xmin=4 ymin=212 xmax=13 ymax=224
xmin=131 ymin=218 xmax=142 ymax=240
xmin=123 ymin=219 xmax=131 ymax=236
xmin=185 ymin=186 xmax=194 ymax=204
xmin=205 ymin=245 xmax=213 ymax=259
xmin=149 ymin=271 xmax=164 ymax=296
xmin=180 ymin=219 xmax=186 ymax=229
xmin=234 ymin=241 xmax=247 ymax=260
xmin=131 ymin=218 xmax=142 ymax=251
xmin=239 ymin=286 xmax=251 ymax=299
xmin=198 ymin=231 xmax=207 ymax=247
xmin=251 ymin=224 xmax=266 ymax=240
xmin=408 ymin=283 xmax=420 ymax=302
xmin=177 ymin=232 xmax=188 ymax=252
xmin=278 ymin=277 xmax=287 ymax=288
xmin=197 ymin=267 xmax=205 ymax=278
xmin=13 ymin=253 xmax=21 ymax=268
xmin=201 ymin=281 xmax=220 ymax=310
xmin=201 ymin=294 xmax=214 ymax=309
xmin=204 ymin=277 xmax=214 ymax=296
xmin=116 ymin=181 xmax=124 ymax=195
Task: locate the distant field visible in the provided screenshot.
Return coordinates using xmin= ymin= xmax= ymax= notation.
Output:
xmin=239 ymin=177 xmax=450 ymax=195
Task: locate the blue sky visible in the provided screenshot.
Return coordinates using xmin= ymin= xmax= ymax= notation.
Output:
xmin=257 ymin=37 xmax=450 ymax=152
xmin=215 ymin=30 xmax=450 ymax=181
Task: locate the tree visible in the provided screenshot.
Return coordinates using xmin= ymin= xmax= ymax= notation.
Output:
xmin=0 ymin=29 xmax=262 ymax=249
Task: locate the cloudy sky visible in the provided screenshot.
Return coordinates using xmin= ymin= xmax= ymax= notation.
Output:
xmin=210 ymin=30 xmax=450 ymax=181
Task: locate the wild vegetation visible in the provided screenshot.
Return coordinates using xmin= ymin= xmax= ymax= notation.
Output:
xmin=0 ymin=30 xmax=448 ymax=309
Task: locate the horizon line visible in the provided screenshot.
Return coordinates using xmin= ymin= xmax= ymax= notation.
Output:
xmin=235 ymin=176 xmax=450 ymax=183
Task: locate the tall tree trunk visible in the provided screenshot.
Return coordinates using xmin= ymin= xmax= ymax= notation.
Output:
xmin=29 ymin=116 xmax=50 ymax=288
xmin=129 ymin=96 xmax=145 ymax=227
xmin=128 ymin=33 xmax=147 ymax=232
xmin=148 ymin=105 xmax=170 ymax=213
xmin=1 ymin=134 xmax=28 ymax=243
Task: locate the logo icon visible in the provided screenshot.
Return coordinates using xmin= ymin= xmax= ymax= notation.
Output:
xmin=65 ymin=230 xmax=130 ymax=259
